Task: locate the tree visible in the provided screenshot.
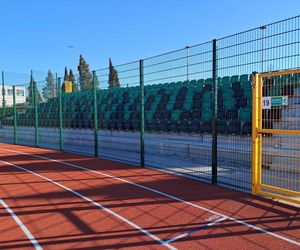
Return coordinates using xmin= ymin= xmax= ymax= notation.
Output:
xmin=93 ymin=72 xmax=100 ymax=89
xmin=27 ymin=74 xmax=42 ymax=104
xmin=108 ymin=58 xmax=120 ymax=88
xmin=42 ymin=70 xmax=56 ymax=100
xmin=69 ymin=69 xmax=78 ymax=92
xmin=77 ymin=54 xmax=93 ymax=90
xmin=61 ymin=67 xmax=69 ymax=93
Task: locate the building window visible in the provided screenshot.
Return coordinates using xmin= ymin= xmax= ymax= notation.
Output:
xmin=7 ymin=89 xmax=13 ymax=96
xmin=17 ymin=89 xmax=25 ymax=96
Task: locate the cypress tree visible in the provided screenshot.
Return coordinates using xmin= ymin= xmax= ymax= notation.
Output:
xmin=69 ymin=69 xmax=78 ymax=92
xmin=64 ymin=67 xmax=69 ymax=81
xmin=77 ymin=54 xmax=93 ymax=90
xmin=108 ymin=58 xmax=120 ymax=88
xmin=27 ymin=74 xmax=42 ymax=104
xmin=61 ymin=67 xmax=69 ymax=93
xmin=42 ymin=70 xmax=56 ymax=100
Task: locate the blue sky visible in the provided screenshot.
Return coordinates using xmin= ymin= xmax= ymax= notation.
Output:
xmin=0 ymin=0 xmax=299 ymax=75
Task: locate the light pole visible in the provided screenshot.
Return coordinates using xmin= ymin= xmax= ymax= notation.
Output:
xmin=67 ymin=45 xmax=81 ymax=70
xmin=186 ymin=46 xmax=190 ymax=81
xmin=67 ymin=45 xmax=81 ymax=90
xmin=260 ymin=26 xmax=267 ymax=73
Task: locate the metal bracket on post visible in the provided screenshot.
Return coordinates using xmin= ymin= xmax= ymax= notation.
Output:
xmin=93 ymin=71 xmax=99 ymax=158
xmin=58 ymin=77 xmax=63 ymax=151
xmin=212 ymin=39 xmax=218 ymax=184
xmin=139 ymin=60 xmax=145 ymax=167
xmin=13 ymin=86 xmax=17 ymax=144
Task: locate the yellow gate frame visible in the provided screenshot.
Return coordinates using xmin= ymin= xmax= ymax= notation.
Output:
xmin=252 ymin=68 xmax=300 ymax=204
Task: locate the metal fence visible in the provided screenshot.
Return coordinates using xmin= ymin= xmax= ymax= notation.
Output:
xmin=1 ymin=15 xmax=299 ymax=193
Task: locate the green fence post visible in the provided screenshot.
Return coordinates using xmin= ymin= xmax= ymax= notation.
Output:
xmin=212 ymin=39 xmax=218 ymax=184
xmin=139 ymin=60 xmax=145 ymax=167
xmin=93 ymin=71 xmax=98 ymax=157
xmin=13 ymin=86 xmax=17 ymax=144
xmin=55 ymin=73 xmax=58 ymax=96
xmin=1 ymin=71 xmax=5 ymax=120
xmin=58 ymin=77 xmax=63 ymax=151
xmin=33 ymin=74 xmax=39 ymax=147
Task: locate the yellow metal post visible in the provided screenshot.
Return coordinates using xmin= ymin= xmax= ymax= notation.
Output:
xmin=252 ymin=72 xmax=259 ymax=194
xmin=257 ymin=75 xmax=262 ymax=192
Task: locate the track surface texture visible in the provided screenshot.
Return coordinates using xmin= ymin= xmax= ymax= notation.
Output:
xmin=0 ymin=143 xmax=299 ymax=250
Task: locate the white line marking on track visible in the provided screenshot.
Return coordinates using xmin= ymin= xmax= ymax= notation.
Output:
xmin=165 ymin=217 xmax=227 ymax=244
xmin=0 ymin=159 xmax=176 ymax=250
xmin=1 ymin=147 xmax=300 ymax=247
xmin=0 ymin=198 xmax=42 ymax=250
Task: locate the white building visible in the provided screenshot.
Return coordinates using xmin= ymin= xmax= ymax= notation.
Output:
xmin=1 ymin=86 xmax=26 ymax=106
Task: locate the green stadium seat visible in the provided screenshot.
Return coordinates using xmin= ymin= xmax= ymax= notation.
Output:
xmin=202 ymin=92 xmax=212 ymax=101
xmin=202 ymin=100 xmax=211 ymax=109
xmin=230 ymin=75 xmax=239 ymax=83
xmin=201 ymin=109 xmax=212 ymax=121
xmin=242 ymin=81 xmax=252 ymax=90
xmin=189 ymin=79 xmax=197 ymax=86
xmin=205 ymin=78 xmax=212 ymax=85
xmin=239 ymin=108 xmax=251 ymax=122
xmin=222 ymin=89 xmax=234 ymax=99
xmin=171 ymin=110 xmax=181 ymax=120
xmin=240 ymin=74 xmax=249 ymax=83
xmin=221 ymin=76 xmax=230 ymax=86
xmin=223 ymin=98 xmax=235 ymax=110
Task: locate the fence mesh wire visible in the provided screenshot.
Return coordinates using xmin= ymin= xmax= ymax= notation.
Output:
xmin=0 ymin=15 xmax=300 ymax=194
xmin=95 ymin=61 xmax=141 ymax=164
xmin=215 ymin=15 xmax=300 ymax=192
xmin=261 ymin=71 xmax=300 ymax=197
xmin=143 ymin=43 xmax=213 ymax=182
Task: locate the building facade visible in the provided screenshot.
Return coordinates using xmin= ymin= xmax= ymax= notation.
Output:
xmin=1 ymin=86 xmax=26 ymax=106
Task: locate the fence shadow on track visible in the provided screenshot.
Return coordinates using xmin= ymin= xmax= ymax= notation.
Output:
xmin=0 ymin=151 xmax=299 ymax=245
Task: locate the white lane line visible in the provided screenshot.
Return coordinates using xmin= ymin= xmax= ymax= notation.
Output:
xmin=0 ymin=159 xmax=176 ymax=250
xmin=1 ymin=147 xmax=300 ymax=247
xmin=165 ymin=217 xmax=227 ymax=244
xmin=0 ymin=198 xmax=42 ymax=250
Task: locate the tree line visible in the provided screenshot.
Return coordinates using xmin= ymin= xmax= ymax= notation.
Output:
xmin=27 ymin=55 xmax=120 ymax=103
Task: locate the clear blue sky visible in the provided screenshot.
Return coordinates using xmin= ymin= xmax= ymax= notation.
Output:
xmin=0 ymin=0 xmax=299 ymax=75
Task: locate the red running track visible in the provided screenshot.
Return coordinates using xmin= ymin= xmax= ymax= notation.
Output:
xmin=0 ymin=143 xmax=299 ymax=249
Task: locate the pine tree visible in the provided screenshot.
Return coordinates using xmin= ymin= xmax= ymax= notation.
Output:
xmin=69 ymin=69 xmax=78 ymax=92
xmin=61 ymin=67 xmax=69 ymax=93
xmin=108 ymin=58 xmax=120 ymax=88
xmin=42 ymin=70 xmax=56 ymax=100
xmin=27 ymin=74 xmax=42 ymax=104
xmin=77 ymin=54 xmax=93 ymax=90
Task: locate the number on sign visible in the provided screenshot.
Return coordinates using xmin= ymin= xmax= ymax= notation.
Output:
xmin=262 ymin=97 xmax=271 ymax=109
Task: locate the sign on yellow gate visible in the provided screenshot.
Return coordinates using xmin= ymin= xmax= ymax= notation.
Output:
xmin=252 ymin=69 xmax=300 ymax=204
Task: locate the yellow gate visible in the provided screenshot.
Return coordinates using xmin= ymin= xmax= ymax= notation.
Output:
xmin=252 ymin=69 xmax=300 ymax=204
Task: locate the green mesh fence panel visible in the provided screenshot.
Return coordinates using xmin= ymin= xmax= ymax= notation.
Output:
xmin=0 ymin=72 xmax=31 ymax=144
xmin=216 ymin=15 xmax=300 ymax=192
xmin=143 ymin=42 xmax=214 ymax=182
xmin=60 ymin=72 xmax=95 ymax=156
xmin=36 ymin=77 xmax=61 ymax=150
xmin=14 ymin=82 xmax=35 ymax=146
xmin=96 ymin=61 xmax=141 ymax=165
xmin=0 ymin=15 xmax=299 ymax=194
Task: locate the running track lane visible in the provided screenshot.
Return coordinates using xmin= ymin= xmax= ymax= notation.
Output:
xmin=0 ymin=143 xmax=299 ymax=249
xmin=0 ymin=197 xmax=41 ymax=249
xmin=0 ymin=159 xmax=167 ymax=249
